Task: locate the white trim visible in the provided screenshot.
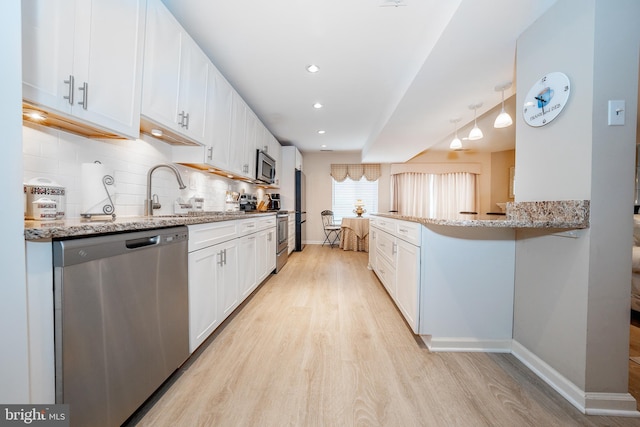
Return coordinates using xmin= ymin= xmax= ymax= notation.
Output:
xmin=421 ymin=336 xmax=512 ymax=353
xmin=512 ymin=340 xmax=640 ymax=417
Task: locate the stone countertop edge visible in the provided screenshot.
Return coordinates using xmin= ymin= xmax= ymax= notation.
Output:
xmin=372 ymin=200 xmax=590 ymax=230
xmin=24 ymin=212 xmax=277 ymax=241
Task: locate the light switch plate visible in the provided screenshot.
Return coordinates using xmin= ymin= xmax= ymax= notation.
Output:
xmin=608 ymin=100 xmax=625 ymax=126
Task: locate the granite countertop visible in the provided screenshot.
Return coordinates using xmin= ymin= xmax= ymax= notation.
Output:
xmin=373 ymin=200 xmax=590 ymax=229
xmin=24 ymin=211 xmax=277 ymax=241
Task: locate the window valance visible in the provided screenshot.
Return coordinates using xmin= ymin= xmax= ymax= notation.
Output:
xmin=389 ymin=162 xmax=482 ymax=176
xmin=330 ymin=164 xmax=381 ymax=182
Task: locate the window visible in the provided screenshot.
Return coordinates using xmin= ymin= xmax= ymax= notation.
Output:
xmin=332 ymin=177 xmax=378 ymax=222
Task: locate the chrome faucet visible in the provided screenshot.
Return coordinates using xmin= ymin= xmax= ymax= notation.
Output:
xmin=145 ymin=164 xmax=187 ymax=216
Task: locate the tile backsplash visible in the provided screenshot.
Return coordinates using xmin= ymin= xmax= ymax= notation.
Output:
xmin=23 ymin=124 xmax=263 ymax=218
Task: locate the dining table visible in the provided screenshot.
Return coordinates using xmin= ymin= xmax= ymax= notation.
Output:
xmin=339 ymin=217 xmax=370 ymax=252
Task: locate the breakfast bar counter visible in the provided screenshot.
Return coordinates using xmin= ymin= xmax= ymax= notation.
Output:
xmin=372 ymin=200 xmax=590 ymax=230
xmin=368 ymin=200 xmax=590 ymax=353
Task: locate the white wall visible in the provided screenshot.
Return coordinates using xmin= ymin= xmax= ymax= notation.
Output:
xmin=302 ymin=152 xmax=390 ymax=244
xmin=0 ymin=0 xmax=30 ymax=403
xmin=514 ymin=0 xmax=639 ymax=401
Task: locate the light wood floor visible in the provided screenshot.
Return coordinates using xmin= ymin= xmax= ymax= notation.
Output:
xmin=127 ymin=245 xmax=640 ymax=427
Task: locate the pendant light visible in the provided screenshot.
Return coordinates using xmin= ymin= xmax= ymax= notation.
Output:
xmin=468 ymin=103 xmax=483 ymax=140
xmin=449 ymin=118 xmax=462 ymax=150
xmin=494 ymin=82 xmax=513 ymax=128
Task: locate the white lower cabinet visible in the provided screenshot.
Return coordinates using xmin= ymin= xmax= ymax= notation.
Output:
xmin=395 ymin=238 xmax=420 ymax=332
xmin=187 ymin=215 xmax=276 ymax=353
xmin=238 ymin=234 xmax=258 ymax=300
xmin=188 ymin=243 xmax=223 ymax=353
xmin=371 ymin=217 xmax=421 ymax=334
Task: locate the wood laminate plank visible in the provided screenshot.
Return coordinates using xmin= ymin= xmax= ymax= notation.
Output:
xmin=128 ymin=245 xmax=640 ymax=426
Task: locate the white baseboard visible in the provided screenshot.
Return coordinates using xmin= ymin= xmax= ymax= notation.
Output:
xmin=421 ymin=335 xmax=512 ymax=353
xmin=511 ymin=340 xmax=640 ymax=417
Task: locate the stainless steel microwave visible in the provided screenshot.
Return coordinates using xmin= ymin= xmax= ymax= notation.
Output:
xmin=256 ymin=150 xmax=276 ymax=184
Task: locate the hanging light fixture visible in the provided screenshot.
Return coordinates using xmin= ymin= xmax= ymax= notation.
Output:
xmin=468 ymin=103 xmax=483 ymax=140
xmin=449 ymin=118 xmax=462 ymax=150
xmin=494 ymin=82 xmax=513 ymax=128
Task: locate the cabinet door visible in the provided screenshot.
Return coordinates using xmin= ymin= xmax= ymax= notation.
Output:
xmin=396 ymin=239 xmax=420 ymax=333
xmin=266 ymin=228 xmax=276 ymax=273
xmin=177 ymin=37 xmax=209 ymax=143
xmin=188 ymin=245 xmax=221 ymax=353
xmin=229 ymin=94 xmax=248 ymax=176
xmin=141 ymin=0 xmax=181 ymax=132
xmin=255 ymin=229 xmax=268 ymax=284
xmin=22 ymin=0 xmax=75 ymax=114
xmin=208 ymin=67 xmax=233 ymax=168
xmin=73 ymin=0 xmax=145 ymax=139
xmin=369 ymin=227 xmax=378 ymax=271
xmin=238 ymin=234 xmax=257 ymax=299
xmin=219 ymin=239 xmax=239 ymax=320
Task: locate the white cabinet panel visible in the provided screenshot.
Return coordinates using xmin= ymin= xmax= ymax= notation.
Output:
xmin=238 ymin=234 xmax=258 ymax=300
xmin=142 ymin=0 xmax=208 ymax=144
xmin=208 ymin=68 xmax=233 ymax=168
xmin=219 ymin=239 xmax=239 ymax=319
xmin=188 ymin=244 xmax=221 ymax=353
xmin=395 ymin=238 xmax=420 ymax=333
xmin=22 ymin=0 xmax=145 ymax=139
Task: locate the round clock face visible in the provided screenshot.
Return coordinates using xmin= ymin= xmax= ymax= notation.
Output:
xmin=522 ymin=72 xmax=571 ymax=127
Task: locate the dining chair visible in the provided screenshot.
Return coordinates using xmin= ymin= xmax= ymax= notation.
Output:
xmin=321 ymin=210 xmax=341 ymax=248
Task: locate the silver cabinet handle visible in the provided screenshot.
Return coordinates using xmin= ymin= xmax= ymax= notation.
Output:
xmin=178 ymin=111 xmax=187 ymax=128
xmin=399 ymin=228 xmax=408 ymax=233
xmin=207 ymin=147 xmax=213 ymax=161
xmin=268 ymin=232 xmax=272 ymax=241
xmin=77 ymin=82 xmax=88 ymax=109
xmin=223 ymin=248 xmax=227 ymax=265
xmin=63 ymin=75 xmax=74 ymax=105
xmin=247 ymin=224 xmax=255 ymax=228
xmin=392 ymin=242 xmax=397 ymax=255
xmin=184 ymin=112 xmax=190 ymax=129
xmin=217 ymin=250 xmax=224 ymax=267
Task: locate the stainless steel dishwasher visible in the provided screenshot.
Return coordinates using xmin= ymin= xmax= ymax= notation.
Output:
xmin=53 ymin=227 xmax=189 ymax=427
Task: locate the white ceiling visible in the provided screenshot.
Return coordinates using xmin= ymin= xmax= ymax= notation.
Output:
xmin=161 ymin=0 xmax=558 ymax=163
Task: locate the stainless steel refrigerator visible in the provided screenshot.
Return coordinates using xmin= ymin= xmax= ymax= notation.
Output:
xmin=295 ymin=169 xmax=306 ymax=251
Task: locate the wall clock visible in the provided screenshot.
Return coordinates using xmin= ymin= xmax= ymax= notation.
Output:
xmin=522 ymin=72 xmax=571 ymax=127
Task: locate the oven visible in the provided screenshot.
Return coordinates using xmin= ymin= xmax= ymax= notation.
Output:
xmin=275 ymin=211 xmax=288 ymax=272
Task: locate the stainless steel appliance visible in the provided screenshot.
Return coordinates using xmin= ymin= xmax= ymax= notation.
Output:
xmin=268 ymin=193 xmax=281 ymax=211
xmin=239 ymin=193 xmax=257 ymax=211
xmin=53 ymin=227 xmax=189 ymax=427
xmin=275 ymin=211 xmax=289 ymax=272
xmin=295 ymin=169 xmax=306 ymax=251
xmin=256 ymin=150 xmax=276 ymax=184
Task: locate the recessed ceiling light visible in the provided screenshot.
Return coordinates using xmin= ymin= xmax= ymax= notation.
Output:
xmin=318 ymin=130 xmax=326 ymax=134
xmin=306 ymin=64 xmax=320 ymax=73
xmin=313 ymin=102 xmax=323 ymax=109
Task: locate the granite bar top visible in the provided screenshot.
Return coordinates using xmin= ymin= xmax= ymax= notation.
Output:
xmin=24 ymin=211 xmax=277 ymax=241
xmin=373 ymin=200 xmax=590 ymax=229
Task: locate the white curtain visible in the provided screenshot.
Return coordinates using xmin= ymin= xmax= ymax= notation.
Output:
xmin=391 ymin=172 xmax=477 ymax=217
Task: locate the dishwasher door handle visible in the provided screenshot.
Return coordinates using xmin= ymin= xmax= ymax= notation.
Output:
xmin=126 ymin=235 xmax=160 ymax=249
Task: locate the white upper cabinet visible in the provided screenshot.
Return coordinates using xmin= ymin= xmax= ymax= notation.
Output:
xmin=142 ymin=0 xmax=208 ymax=144
xmin=207 ymin=67 xmax=233 ymax=169
xmin=21 ymin=0 xmax=146 ymax=139
xmin=229 ymin=94 xmax=249 ymax=177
